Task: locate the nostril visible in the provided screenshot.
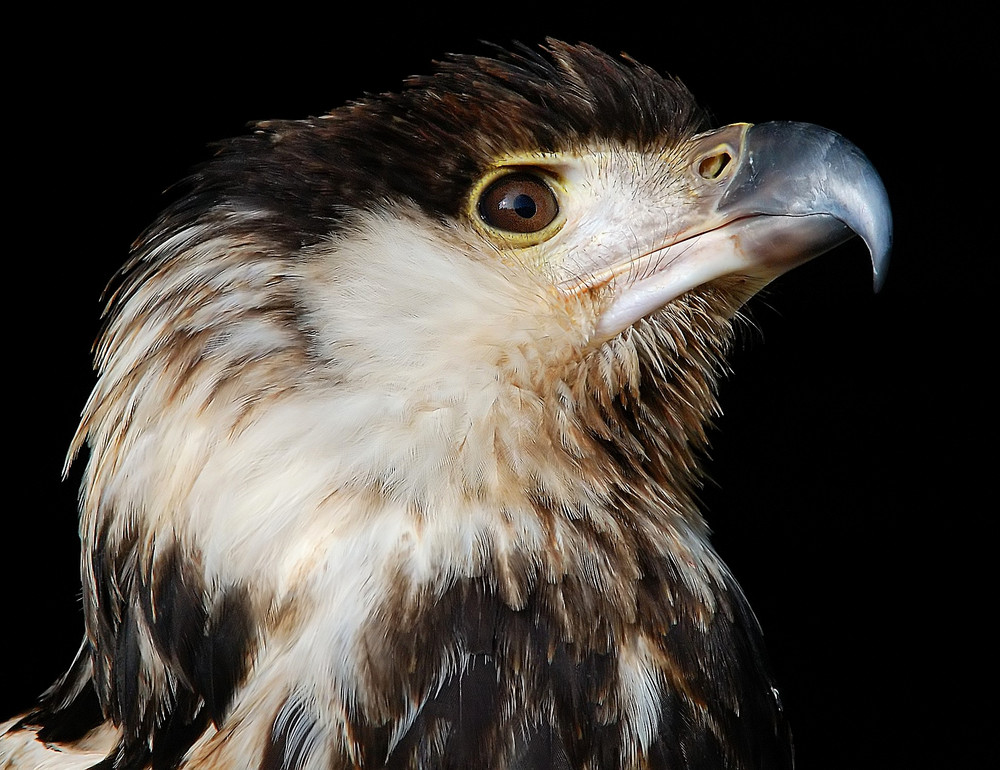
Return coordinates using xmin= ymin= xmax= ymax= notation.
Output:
xmin=698 ymin=152 xmax=732 ymax=180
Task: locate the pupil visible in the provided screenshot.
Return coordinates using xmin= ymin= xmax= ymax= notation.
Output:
xmin=512 ymin=194 xmax=536 ymax=219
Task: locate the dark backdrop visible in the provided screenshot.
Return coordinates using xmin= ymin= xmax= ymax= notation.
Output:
xmin=4 ymin=11 xmax=978 ymax=769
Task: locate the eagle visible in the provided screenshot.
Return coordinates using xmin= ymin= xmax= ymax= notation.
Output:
xmin=0 ymin=41 xmax=890 ymax=769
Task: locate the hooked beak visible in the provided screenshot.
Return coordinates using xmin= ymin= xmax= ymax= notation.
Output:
xmin=588 ymin=121 xmax=892 ymax=340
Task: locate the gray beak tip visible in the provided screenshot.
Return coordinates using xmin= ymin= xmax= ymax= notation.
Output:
xmin=738 ymin=122 xmax=894 ymax=294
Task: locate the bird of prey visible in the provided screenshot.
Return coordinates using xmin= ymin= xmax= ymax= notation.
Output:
xmin=0 ymin=41 xmax=890 ymax=769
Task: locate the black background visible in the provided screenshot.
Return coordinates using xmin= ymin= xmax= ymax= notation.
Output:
xmin=3 ymin=10 xmax=981 ymax=769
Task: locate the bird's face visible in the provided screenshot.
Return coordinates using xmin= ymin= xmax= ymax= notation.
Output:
xmin=294 ymin=140 xmax=733 ymax=411
xmin=300 ymin=118 xmax=888 ymax=402
xmin=468 ymin=121 xmax=889 ymax=344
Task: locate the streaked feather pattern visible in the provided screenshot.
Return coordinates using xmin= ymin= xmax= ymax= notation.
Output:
xmin=2 ymin=42 xmax=800 ymax=769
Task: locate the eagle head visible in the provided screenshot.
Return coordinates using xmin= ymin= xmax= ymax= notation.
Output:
xmin=1 ymin=41 xmax=890 ymax=770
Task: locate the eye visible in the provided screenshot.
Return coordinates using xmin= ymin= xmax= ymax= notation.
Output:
xmin=477 ymin=172 xmax=559 ymax=234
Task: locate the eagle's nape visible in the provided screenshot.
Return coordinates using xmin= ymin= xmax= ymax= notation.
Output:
xmin=0 ymin=41 xmax=890 ymax=770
